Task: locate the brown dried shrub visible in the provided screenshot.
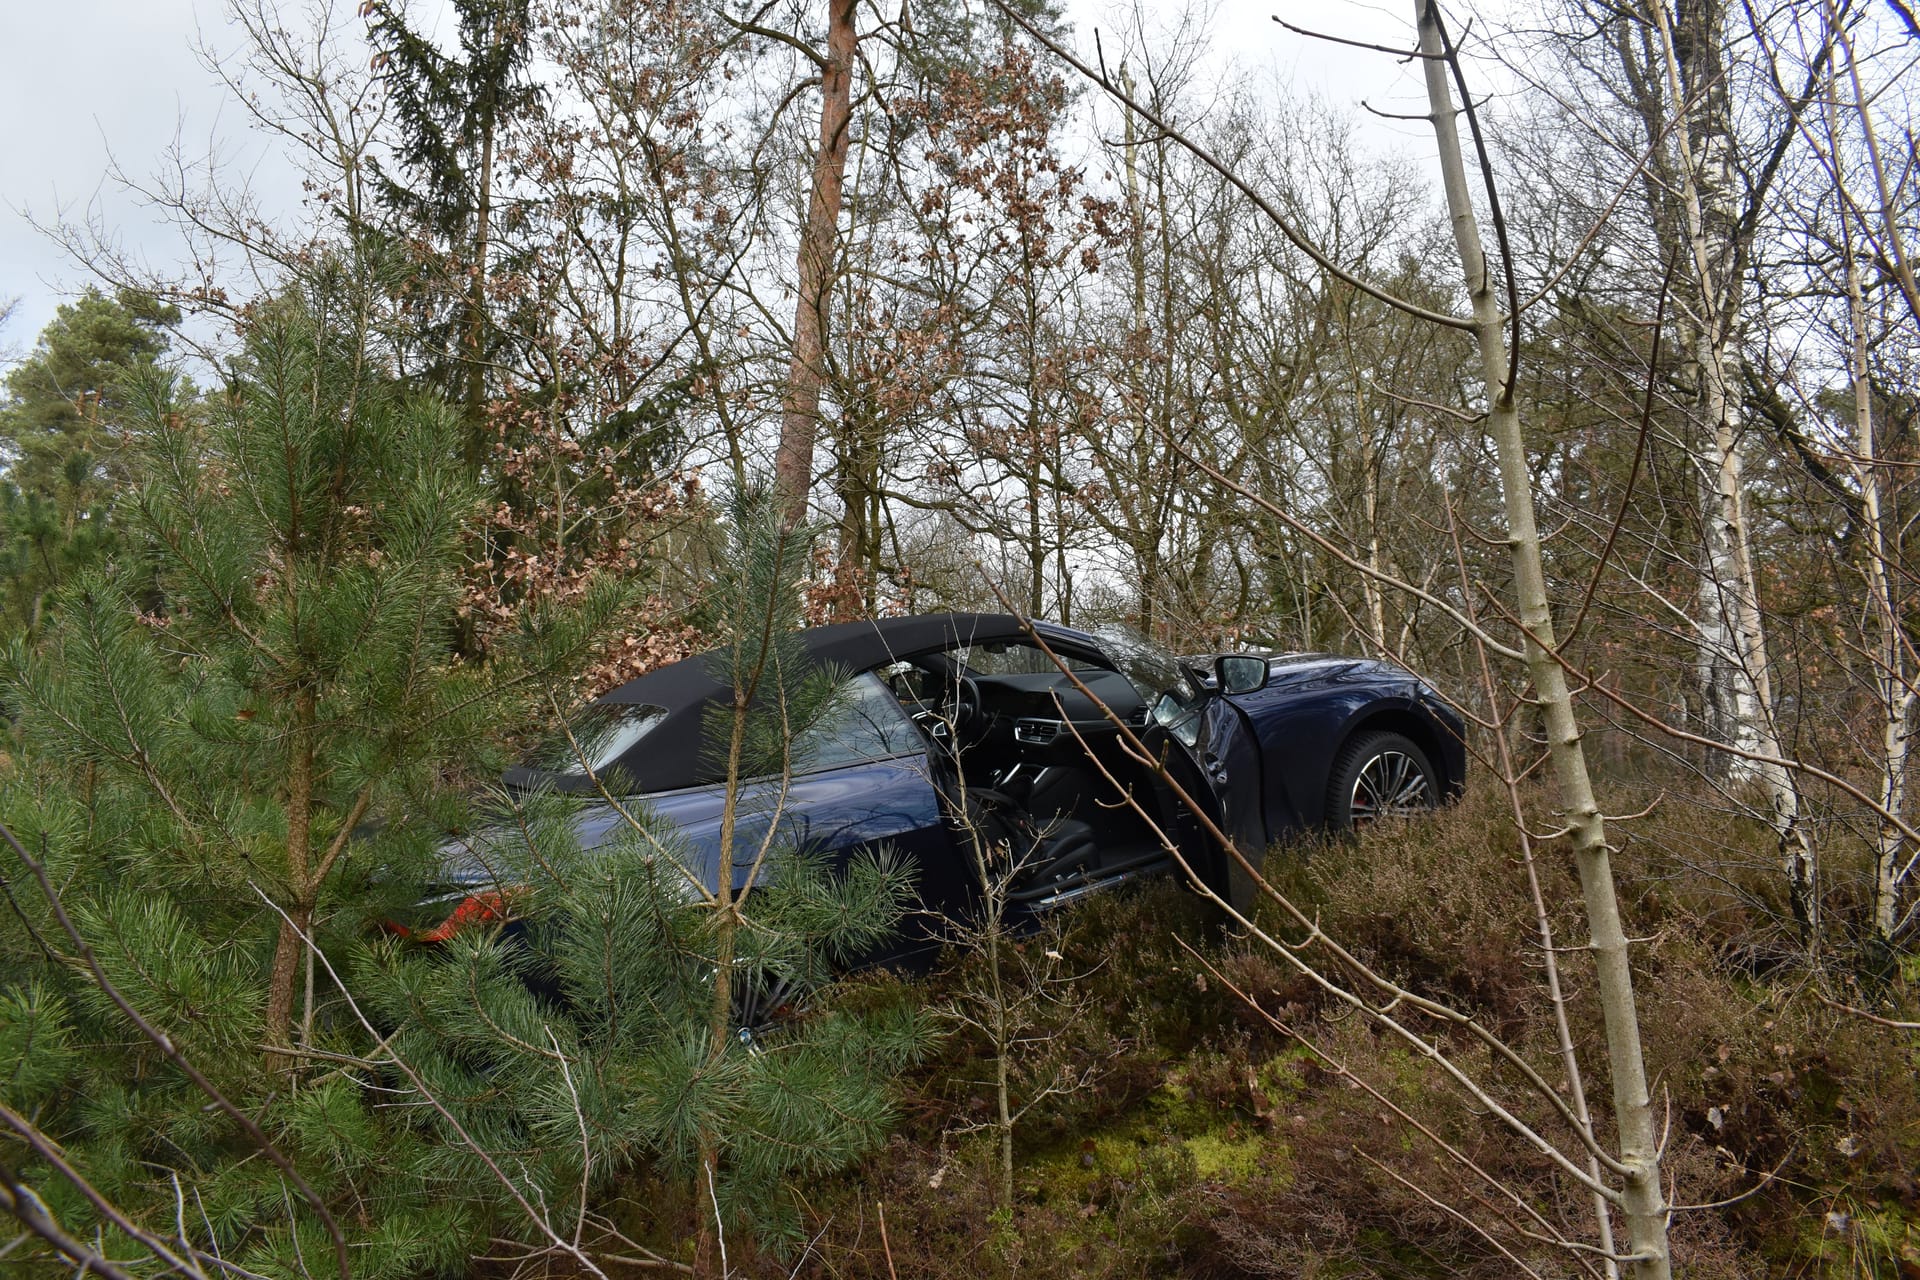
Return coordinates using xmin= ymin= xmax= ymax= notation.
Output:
xmin=781 ymin=784 xmax=1917 ymax=1279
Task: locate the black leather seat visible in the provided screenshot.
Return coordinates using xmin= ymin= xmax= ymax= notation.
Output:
xmin=942 ymin=781 xmax=1092 ymax=877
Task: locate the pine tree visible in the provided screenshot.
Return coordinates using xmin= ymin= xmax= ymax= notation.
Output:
xmin=361 ymin=491 xmax=929 ymax=1269
xmin=0 ymin=255 xmax=625 ymax=1277
xmin=0 ymin=288 xmax=182 ymax=640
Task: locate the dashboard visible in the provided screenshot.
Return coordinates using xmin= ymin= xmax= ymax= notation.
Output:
xmin=972 ymin=669 xmax=1148 ymax=763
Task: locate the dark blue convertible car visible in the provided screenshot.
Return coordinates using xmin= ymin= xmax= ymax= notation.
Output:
xmin=420 ymin=613 xmax=1464 ymax=941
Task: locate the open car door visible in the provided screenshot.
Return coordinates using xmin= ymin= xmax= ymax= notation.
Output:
xmin=1139 ymin=681 xmax=1267 ymax=912
xmin=1195 ymin=694 xmax=1267 ymax=910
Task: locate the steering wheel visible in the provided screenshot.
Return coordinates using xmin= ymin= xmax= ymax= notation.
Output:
xmin=913 ymin=672 xmax=983 ymax=748
xmin=950 ymin=674 xmax=983 ymax=737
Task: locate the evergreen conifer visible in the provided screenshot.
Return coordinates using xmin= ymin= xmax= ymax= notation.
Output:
xmin=362 ymin=491 xmax=930 ymax=1267
xmin=0 ymin=288 xmax=182 ymax=639
xmin=0 ymin=255 xmax=624 ymax=1275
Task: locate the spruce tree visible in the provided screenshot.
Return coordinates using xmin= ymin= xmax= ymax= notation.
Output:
xmin=364 ymin=0 xmax=537 ymax=469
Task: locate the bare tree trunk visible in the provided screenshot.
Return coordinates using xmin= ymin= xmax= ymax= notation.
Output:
xmin=1851 ymin=259 xmax=1913 ymax=943
xmin=1644 ymin=0 xmax=1817 ymax=934
xmin=1415 ymin=6 xmax=1671 ymax=1275
xmin=834 ymin=401 xmax=880 ymax=618
xmin=264 ymin=904 xmax=311 ymax=1054
xmin=1452 ymin=513 xmax=1620 ymax=1278
xmin=1053 ymin=468 xmax=1073 ymax=626
xmin=1818 ymin=5 xmax=1919 ymax=941
xmin=459 ymin=10 xmax=507 ymax=477
xmin=1121 ymin=63 xmax=1158 ymax=637
xmin=693 ymin=687 xmax=750 ymax=1278
xmin=1027 ymin=439 xmax=1045 ymax=616
xmin=462 ymin=103 xmax=495 ymax=475
xmin=991 ymin=931 xmax=1015 ymax=1210
xmin=1358 ymin=402 xmax=1388 ymax=652
xmin=1829 ymin=121 xmax=1915 ymax=941
xmin=773 ymin=0 xmax=857 ymax=529
xmin=265 ymin=690 xmax=317 ymax=1053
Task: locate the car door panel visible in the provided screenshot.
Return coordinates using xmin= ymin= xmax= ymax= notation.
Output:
xmin=1201 ymin=696 xmax=1266 ymax=859
xmin=634 ymin=756 xmax=945 ymax=890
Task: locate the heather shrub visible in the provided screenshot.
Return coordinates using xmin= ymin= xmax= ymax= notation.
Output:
xmin=796 ymin=783 xmax=1919 ymax=1279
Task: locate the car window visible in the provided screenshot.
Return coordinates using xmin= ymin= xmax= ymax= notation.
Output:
xmin=524 ymin=703 xmax=669 ymax=778
xmin=1089 ymin=624 xmax=1189 ymax=701
xmin=950 ymin=641 xmax=1095 ymax=677
xmin=791 ymin=671 xmax=925 ymax=773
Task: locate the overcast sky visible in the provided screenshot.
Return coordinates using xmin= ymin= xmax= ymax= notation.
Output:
xmin=0 ymin=0 xmax=1430 ymax=363
xmin=1 ymin=0 xmax=247 ymax=352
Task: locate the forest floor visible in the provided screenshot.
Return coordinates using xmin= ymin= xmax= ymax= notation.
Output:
xmin=661 ymin=783 xmax=1920 ymax=1279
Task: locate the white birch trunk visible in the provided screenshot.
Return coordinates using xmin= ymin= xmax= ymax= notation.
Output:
xmin=1856 ymin=333 xmax=1915 ymax=941
xmin=1816 ymin=0 xmax=1920 ymax=940
xmin=1359 ymin=412 xmax=1389 ymax=652
xmin=1833 ymin=144 xmax=1916 ymax=940
xmin=1649 ymin=0 xmax=1817 ymax=934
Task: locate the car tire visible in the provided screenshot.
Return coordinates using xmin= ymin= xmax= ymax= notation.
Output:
xmin=1325 ymin=731 xmax=1439 ymax=831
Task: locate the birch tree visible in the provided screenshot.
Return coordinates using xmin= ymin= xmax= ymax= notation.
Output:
xmin=1498 ymin=0 xmax=1828 ymax=933
xmin=1766 ymin=0 xmax=1920 ymax=942
xmin=1626 ymin=0 xmax=1818 ymax=931
xmin=993 ymin=2 xmax=1678 ymax=1272
xmin=1414 ymin=5 xmax=1671 ymax=1270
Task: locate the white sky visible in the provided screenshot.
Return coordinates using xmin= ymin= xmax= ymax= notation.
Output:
xmin=0 ymin=0 xmax=1436 ymax=362
xmin=1 ymin=0 xmax=239 ymax=351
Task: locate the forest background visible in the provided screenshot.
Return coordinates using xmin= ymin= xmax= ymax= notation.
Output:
xmin=1 ymin=0 xmax=1919 ymax=1276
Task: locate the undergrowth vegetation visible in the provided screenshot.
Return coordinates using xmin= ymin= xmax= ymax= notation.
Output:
xmin=787 ymin=783 xmax=1920 ymax=1279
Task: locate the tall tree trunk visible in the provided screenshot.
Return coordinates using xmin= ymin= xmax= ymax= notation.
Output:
xmin=1121 ymin=63 xmax=1158 ymax=637
xmin=1357 ymin=391 xmax=1388 ymax=652
xmin=1027 ymin=434 xmax=1045 ymax=617
xmin=1850 ymin=254 xmax=1914 ymax=943
xmin=1053 ymin=458 xmax=1072 ymax=626
xmin=1828 ymin=101 xmax=1915 ymax=940
xmin=834 ymin=400 xmax=879 ymax=618
xmin=461 ymin=15 xmax=503 ymax=477
xmin=773 ymin=0 xmax=858 ymax=529
xmin=1816 ymin=0 xmax=1920 ymax=935
xmin=693 ymin=688 xmax=750 ymax=1278
xmin=1150 ymin=129 xmax=1177 ymax=635
xmin=1416 ymin=5 xmax=1672 ymax=1275
xmin=1646 ymin=0 xmax=1817 ymax=936
xmin=265 ymin=690 xmax=317 ymax=1053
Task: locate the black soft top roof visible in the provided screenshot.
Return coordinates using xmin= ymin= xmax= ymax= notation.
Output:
xmin=508 ymin=612 xmax=1106 ymax=794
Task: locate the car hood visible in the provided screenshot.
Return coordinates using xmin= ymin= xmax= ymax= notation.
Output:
xmin=1263 ymin=653 xmax=1370 ymax=683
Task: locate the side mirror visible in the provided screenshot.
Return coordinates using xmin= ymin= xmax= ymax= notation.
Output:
xmin=1215 ymin=654 xmax=1268 ymax=695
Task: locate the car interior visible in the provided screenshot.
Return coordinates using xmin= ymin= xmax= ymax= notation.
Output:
xmin=877 ymin=640 xmax=1178 ymax=909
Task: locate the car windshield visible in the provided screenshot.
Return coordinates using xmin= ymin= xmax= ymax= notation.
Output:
xmin=1091 ymin=626 xmax=1209 ymax=747
xmin=1089 ymin=625 xmax=1191 ymax=701
xmin=950 ymin=641 xmax=1098 ymax=677
xmin=522 ymin=703 xmax=668 ymax=779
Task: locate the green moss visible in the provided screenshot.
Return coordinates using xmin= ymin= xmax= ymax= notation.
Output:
xmin=1141 ymin=1069 xmax=1214 ymax=1130
xmin=1183 ymin=1128 xmax=1265 ymax=1181
xmin=1851 ymin=1208 xmax=1920 ymax=1278
xmin=1252 ymin=1045 xmax=1315 ymax=1101
xmin=1785 ymin=1203 xmax=1920 ymax=1279
xmin=1017 ymin=1058 xmax=1286 ymax=1207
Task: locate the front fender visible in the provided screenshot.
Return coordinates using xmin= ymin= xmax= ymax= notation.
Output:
xmin=1227 ymin=660 xmax=1439 ymax=834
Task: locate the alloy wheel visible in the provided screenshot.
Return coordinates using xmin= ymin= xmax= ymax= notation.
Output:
xmin=1348 ymin=750 xmax=1431 ymax=827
